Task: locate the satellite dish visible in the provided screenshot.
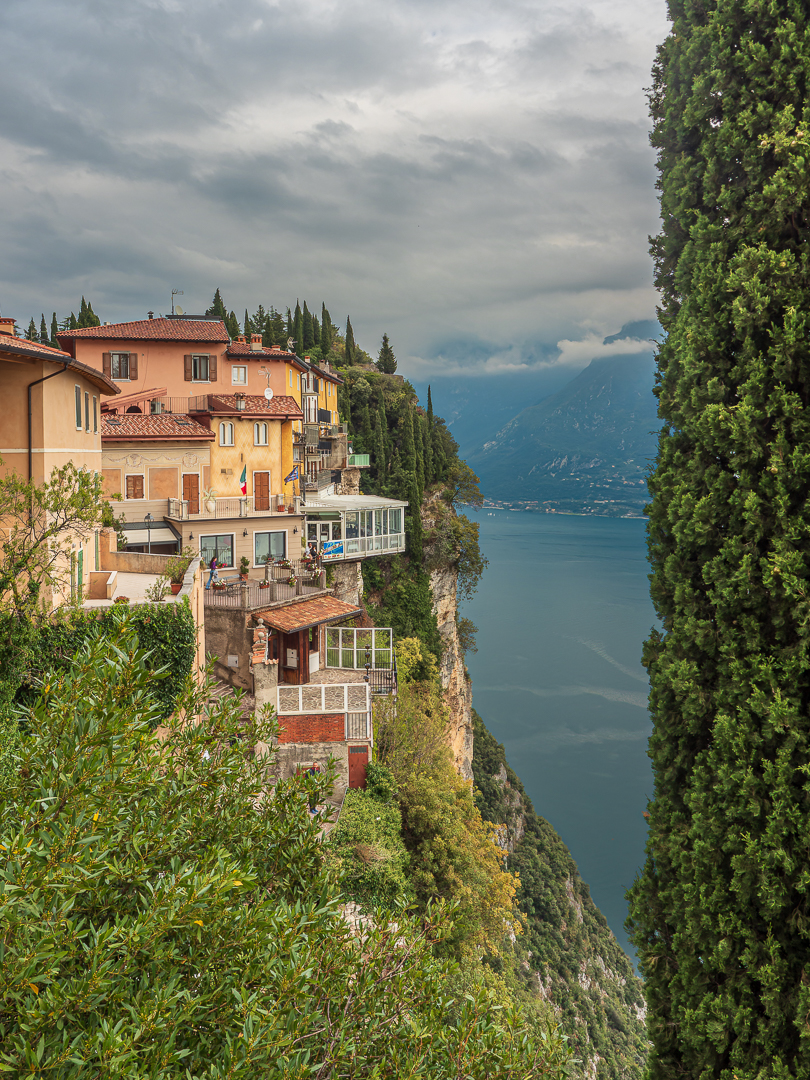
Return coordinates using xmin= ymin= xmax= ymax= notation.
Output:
xmin=174 ymin=305 xmax=184 ymax=315
xmin=264 ymin=387 xmax=274 ymax=401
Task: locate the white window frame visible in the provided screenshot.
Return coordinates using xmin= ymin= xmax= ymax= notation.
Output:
xmin=84 ymin=391 xmax=90 ymax=432
xmin=219 ymin=422 xmax=234 ymax=446
xmin=192 ymin=354 xmax=210 ymax=382
xmin=74 ymin=385 xmax=82 ymax=429
xmin=232 ymin=365 xmax=247 ymax=385
xmin=297 ymin=374 xmax=301 ymax=391
xmin=111 ymin=353 xmax=130 ymax=380
xmin=253 ymin=529 xmax=286 ymax=567
xmin=92 ymin=396 xmax=98 ymax=433
xmin=254 ymin=422 xmax=268 ymax=446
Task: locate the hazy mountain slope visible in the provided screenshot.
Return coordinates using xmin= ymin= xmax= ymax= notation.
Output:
xmin=467 ymin=350 xmax=659 ymax=514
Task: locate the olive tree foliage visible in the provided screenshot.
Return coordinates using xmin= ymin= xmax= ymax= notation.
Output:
xmin=0 ymin=619 xmax=573 ymax=1079
xmin=0 ymin=460 xmax=104 ymax=617
xmin=627 ymin=4 xmax=810 ymax=1080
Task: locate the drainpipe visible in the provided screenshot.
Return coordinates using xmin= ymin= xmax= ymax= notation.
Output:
xmin=28 ymin=361 xmax=69 ymax=480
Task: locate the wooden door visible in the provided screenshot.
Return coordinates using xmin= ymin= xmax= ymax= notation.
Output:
xmin=182 ymin=473 xmax=199 ymax=514
xmin=254 ymin=471 xmax=270 ymax=511
xmin=348 ymin=745 xmax=368 ymax=789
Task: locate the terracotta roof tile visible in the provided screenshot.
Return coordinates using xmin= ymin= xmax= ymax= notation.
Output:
xmin=226 ymin=342 xmax=296 ymax=358
xmin=101 ymin=413 xmax=214 ymax=439
xmin=58 ymin=318 xmax=230 ymax=342
xmin=211 ymin=394 xmax=303 ymax=418
xmin=257 ymin=596 xmax=361 ymax=633
xmin=0 ymin=334 xmax=119 ymax=394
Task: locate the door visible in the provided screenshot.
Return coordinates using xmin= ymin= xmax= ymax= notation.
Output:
xmin=348 ymin=745 xmax=369 ymax=789
xmin=182 ymin=473 xmax=199 ymax=514
xmin=254 ymin=471 xmax=270 ymax=511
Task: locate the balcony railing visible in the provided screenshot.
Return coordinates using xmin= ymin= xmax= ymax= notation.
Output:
xmin=316 ymin=533 xmax=406 ymax=561
xmin=203 ymin=561 xmax=325 ymax=608
xmin=277 ymin=682 xmax=370 ymax=717
xmin=167 ymin=497 xmax=299 ymax=520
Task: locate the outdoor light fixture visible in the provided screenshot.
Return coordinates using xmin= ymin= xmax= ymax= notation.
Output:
xmin=144 ymin=512 xmax=154 ymax=555
xmin=189 ymin=532 xmax=194 ymax=540
xmin=293 ymin=527 xmax=298 ymax=534
xmin=243 ymin=529 xmax=248 ymax=537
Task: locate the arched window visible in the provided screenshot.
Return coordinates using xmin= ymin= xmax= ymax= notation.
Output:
xmin=219 ymin=422 xmax=234 ymax=446
xmin=254 ymin=422 xmax=268 ymax=446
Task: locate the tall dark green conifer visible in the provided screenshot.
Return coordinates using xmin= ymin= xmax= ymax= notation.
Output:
xmin=376 ymin=333 xmax=397 ymax=374
xmin=293 ymin=302 xmax=303 ymax=358
xmin=422 ymin=413 xmax=434 ymax=486
xmin=345 ymin=317 xmax=356 ymax=365
xmin=25 ymin=318 xmax=38 ymax=341
xmin=312 ymin=315 xmax=320 ymax=348
xmin=77 ymin=298 xmax=100 ymax=329
xmin=206 ymin=289 xmax=227 ymax=319
xmin=50 ymin=314 xmax=58 ymax=348
xmin=627 ymin=6 xmax=810 ymax=1079
xmin=413 ymin=409 xmax=425 ymax=502
xmin=302 ymin=302 xmax=314 ymax=350
xmin=321 ymin=304 xmax=332 ymax=357
xmin=39 ymin=315 xmax=48 ymax=345
xmin=243 ymin=309 xmax=253 ymax=339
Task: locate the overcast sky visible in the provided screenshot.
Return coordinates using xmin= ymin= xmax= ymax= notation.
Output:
xmin=1 ymin=0 xmax=669 ymax=379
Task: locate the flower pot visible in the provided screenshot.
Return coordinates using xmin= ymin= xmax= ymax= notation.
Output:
xmin=204 ymin=498 xmax=217 ymax=514
xmin=170 ymin=583 xmax=182 ymax=595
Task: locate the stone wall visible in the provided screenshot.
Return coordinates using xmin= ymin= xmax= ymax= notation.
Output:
xmin=256 ymin=739 xmax=350 ymax=785
xmin=330 ymin=561 xmax=363 ymax=608
xmin=204 ymin=606 xmax=253 ymax=691
xmin=98 ymin=527 xmax=173 ymax=574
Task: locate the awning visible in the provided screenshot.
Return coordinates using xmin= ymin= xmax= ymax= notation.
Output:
xmin=124 ymin=527 xmax=179 ymax=545
xmin=257 ymin=596 xmax=361 ymax=633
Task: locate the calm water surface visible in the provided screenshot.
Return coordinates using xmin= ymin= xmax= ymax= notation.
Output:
xmin=462 ymin=510 xmax=656 ymax=959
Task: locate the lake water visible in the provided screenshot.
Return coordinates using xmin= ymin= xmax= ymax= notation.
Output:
xmin=462 ymin=510 xmax=656 ymax=959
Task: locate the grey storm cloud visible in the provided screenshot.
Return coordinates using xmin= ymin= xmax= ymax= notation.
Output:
xmin=0 ymin=0 xmax=669 ymax=376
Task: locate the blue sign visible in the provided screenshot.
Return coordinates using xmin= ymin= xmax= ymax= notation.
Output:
xmin=322 ymin=540 xmax=344 ymax=561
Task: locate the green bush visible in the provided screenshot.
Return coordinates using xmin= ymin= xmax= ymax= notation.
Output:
xmin=327 ymin=788 xmax=412 ymax=908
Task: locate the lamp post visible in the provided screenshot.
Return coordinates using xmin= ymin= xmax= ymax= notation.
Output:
xmin=144 ymin=512 xmax=154 ymax=554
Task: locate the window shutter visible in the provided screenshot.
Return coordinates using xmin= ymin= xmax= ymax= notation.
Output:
xmin=209 ymin=354 xmax=217 ymax=382
xmin=128 ymin=352 xmax=138 ymax=380
xmin=184 ymin=355 xmax=193 ymax=381
xmin=102 ymin=352 xmax=111 ymax=377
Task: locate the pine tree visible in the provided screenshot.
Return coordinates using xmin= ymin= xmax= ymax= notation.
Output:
xmin=206 ymin=288 xmax=228 ymax=319
xmin=377 ymin=333 xmax=397 ymax=374
xmin=39 ymin=315 xmax=48 ymax=346
xmin=627 ymin=6 xmax=810 ymax=1079
xmin=302 ymin=302 xmax=314 ymax=350
xmin=69 ymin=313 xmax=78 ymax=331
xmin=225 ymin=311 xmax=240 ymax=340
xmin=345 ymin=317 xmax=356 ymax=365
xmin=293 ymin=301 xmax=303 ymax=358
xmin=50 ymin=314 xmax=58 ymax=348
xmin=25 ymin=318 xmax=38 ymax=341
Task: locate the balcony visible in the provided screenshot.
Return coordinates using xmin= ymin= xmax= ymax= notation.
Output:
xmin=167 ymin=496 xmax=300 ymax=521
xmin=346 ymin=453 xmax=369 ymax=468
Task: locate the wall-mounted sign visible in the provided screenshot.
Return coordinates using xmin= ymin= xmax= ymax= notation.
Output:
xmin=286 ymin=648 xmax=298 ymax=668
xmin=322 ymin=540 xmax=344 ymax=561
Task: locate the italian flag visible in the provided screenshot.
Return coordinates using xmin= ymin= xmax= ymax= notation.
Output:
xmin=240 ymin=465 xmax=247 ymax=495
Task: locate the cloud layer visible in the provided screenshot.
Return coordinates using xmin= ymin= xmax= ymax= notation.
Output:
xmin=0 ymin=0 xmax=669 ymax=376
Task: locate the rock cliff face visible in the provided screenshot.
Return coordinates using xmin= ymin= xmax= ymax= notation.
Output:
xmin=428 ymin=562 xmax=474 ymax=780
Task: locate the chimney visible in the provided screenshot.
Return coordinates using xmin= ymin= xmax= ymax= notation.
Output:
xmin=251 ymin=333 xmax=263 ymax=352
xmin=0 ymin=317 xmax=15 ymax=336
xmin=147 ymin=311 xmax=154 ymax=319
xmin=237 ymin=335 xmax=246 ymax=344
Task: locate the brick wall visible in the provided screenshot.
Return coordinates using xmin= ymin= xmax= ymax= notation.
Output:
xmin=277 ymin=713 xmax=344 ymax=743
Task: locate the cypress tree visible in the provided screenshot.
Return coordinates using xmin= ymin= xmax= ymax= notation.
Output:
xmin=345 ymin=317 xmax=356 ymax=365
xmin=25 ymin=318 xmax=38 ymax=341
xmin=243 ymin=309 xmax=254 ymax=339
xmin=422 ymin=413 xmax=434 ymax=486
xmin=407 ymin=474 xmax=423 ymax=565
xmin=400 ymin=404 xmax=416 ymax=479
xmin=302 ymin=302 xmax=314 ymax=350
xmin=293 ymin=301 xmax=303 ymax=357
xmin=321 ymin=303 xmax=332 ymax=357
xmin=69 ymin=313 xmax=78 ymax=330
xmin=627 ymin=6 xmax=810 ymax=1080
xmin=39 ymin=315 xmax=48 ymax=345
xmin=50 ymin=313 xmax=58 ymax=348
xmin=313 ymin=315 xmax=321 ymax=348
xmin=427 ymin=386 xmax=434 ymax=432
xmin=376 ymin=333 xmax=397 ymax=374
xmin=226 ymin=311 xmax=240 ymax=340
xmin=413 ymin=408 xmax=425 ymax=502
xmin=286 ymin=308 xmax=293 ymax=340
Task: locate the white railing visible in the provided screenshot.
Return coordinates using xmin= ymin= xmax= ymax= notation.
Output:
xmin=319 ymin=533 xmax=406 ymax=561
xmin=276 ymin=682 xmax=370 ymax=716
xmin=167 ymin=497 xmax=298 ymax=520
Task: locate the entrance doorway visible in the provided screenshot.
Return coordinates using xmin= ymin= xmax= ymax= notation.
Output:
xmin=348 ymin=745 xmax=368 ymax=789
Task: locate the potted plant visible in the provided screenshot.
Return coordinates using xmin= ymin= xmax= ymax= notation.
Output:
xmin=203 ymin=487 xmax=218 ymax=514
xmin=239 ymin=555 xmax=250 ymax=581
xmin=145 ymin=575 xmax=170 ymax=603
xmin=166 ymin=546 xmax=195 ymax=595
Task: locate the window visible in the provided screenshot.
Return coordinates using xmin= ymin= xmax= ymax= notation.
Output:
xmin=200 ymin=533 xmax=234 ymax=568
xmin=84 ymin=392 xmax=90 ymax=432
xmin=125 ymin=474 xmax=144 ymax=499
xmin=74 ymin=385 xmax=82 ymax=428
xmin=93 ymin=396 xmax=98 ymax=433
xmin=192 ymin=354 xmax=210 ymax=381
xmin=254 ymin=530 xmax=286 ymax=566
xmin=297 ymin=374 xmax=301 ymax=391
xmin=289 ymin=370 xmax=293 ymax=388
xmin=389 ymin=507 xmax=402 ymax=534
xmin=219 ymin=422 xmax=234 ymax=446
xmin=254 ymin=422 xmax=268 ymax=445
xmin=111 ymin=353 xmax=129 ymax=380
xmin=232 ymin=365 xmax=247 ymax=385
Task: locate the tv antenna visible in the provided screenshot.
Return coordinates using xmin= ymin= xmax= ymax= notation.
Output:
xmin=171 ymin=289 xmax=184 ymax=315
xmin=258 ymin=366 xmax=274 ymax=400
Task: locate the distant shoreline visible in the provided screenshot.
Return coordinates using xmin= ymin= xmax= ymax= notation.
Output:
xmin=475 ymin=502 xmax=648 ymax=521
